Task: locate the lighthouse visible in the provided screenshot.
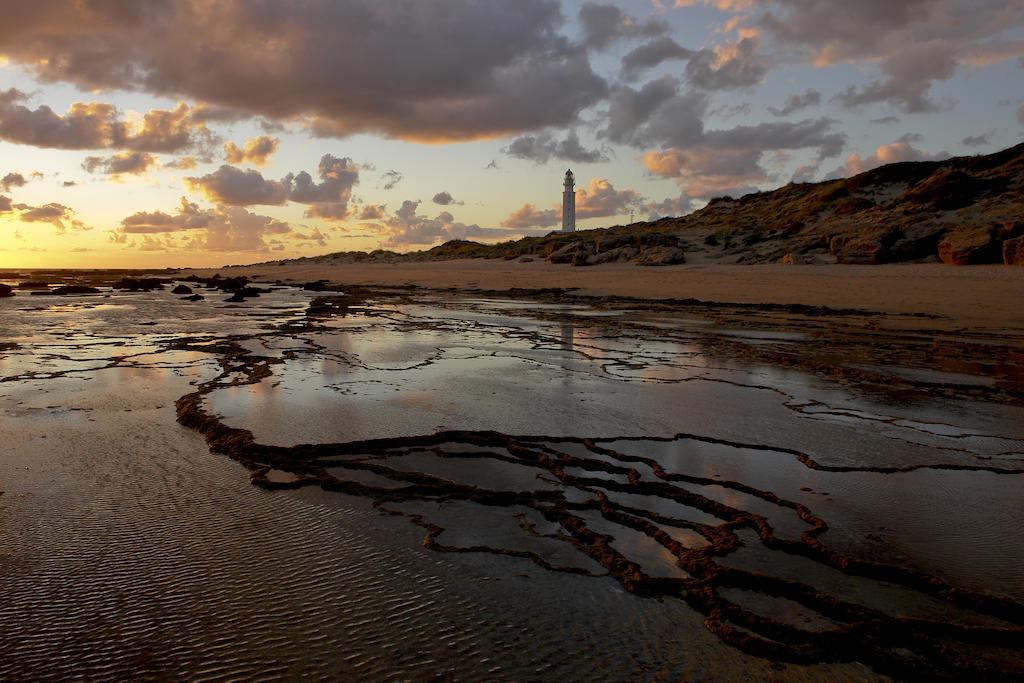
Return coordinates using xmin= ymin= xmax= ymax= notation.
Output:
xmin=562 ymin=169 xmax=575 ymax=233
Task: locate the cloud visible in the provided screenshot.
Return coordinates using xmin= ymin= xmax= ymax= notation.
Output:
xmin=685 ymin=34 xmax=770 ymax=90
xmin=1 ymin=172 xmax=27 ymax=191
xmin=828 ymin=140 xmax=949 ymax=178
xmin=768 ymin=89 xmax=821 ymax=117
xmin=500 ymin=178 xmax=643 ymax=227
xmin=0 ymin=2 xmax=610 ymax=142
xmin=601 ymin=77 xmax=709 ymax=149
xmin=166 ymin=156 xmax=198 ymax=171
xmin=224 ymin=136 xmax=279 ymax=166
xmin=833 ymin=41 xmax=957 ymax=113
xmin=579 ymin=2 xmax=671 ymax=50
xmin=187 ymin=154 xmax=359 ymax=218
xmin=754 ymin=1 xmax=1024 ymax=112
xmin=575 ymin=178 xmax=644 ymax=219
xmin=382 ymin=170 xmax=403 ymax=191
xmin=432 ymin=191 xmax=463 ymax=206
xmin=646 ymin=194 xmax=697 ymax=220
xmin=357 ymin=203 xmax=386 ymax=220
xmin=622 ymin=37 xmax=693 ymax=79
xmin=367 ymin=199 xmax=535 ymax=248
xmin=11 ymin=202 xmax=91 ymax=233
xmin=502 ymin=130 xmax=609 ymax=164
xmin=791 ymin=161 xmax=819 ymax=183
xmin=188 ymin=166 xmax=291 ymax=205
xmin=0 ymin=195 xmax=11 ymax=212
xmin=82 ymin=152 xmax=158 ymax=175
xmin=961 ymin=133 xmax=991 ymax=147
xmin=643 ymin=118 xmax=845 ymax=198
xmin=0 ymin=91 xmax=214 ymax=153
xmin=501 ymin=203 xmax=559 ymax=229
xmin=1019 ymin=105 xmax=1024 ymax=125
xmin=116 ymin=197 xmax=296 ymax=252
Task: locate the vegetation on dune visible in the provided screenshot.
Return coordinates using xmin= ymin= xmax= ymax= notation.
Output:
xmin=276 ymin=142 xmax=1024 ymax=267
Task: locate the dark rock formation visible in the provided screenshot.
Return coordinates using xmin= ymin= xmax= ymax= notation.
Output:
xmin=17 ymin=281 xmax=50 ymax=290
xmin=938 ymin=227 xmax=1000 ymax=265
xmin=1003 ymin=235 xmax=1024 ymax=265
xmin=48 ymin=285 xmax=101 ymax=295
xmin=0 ymin=284 xmax=13 ymax=297
xmin=113 ymin=277 xmax=168 ymax=291
xmin=172 ymin=284 xmax=193 ymax=294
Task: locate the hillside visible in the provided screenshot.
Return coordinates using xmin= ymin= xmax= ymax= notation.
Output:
xmin=285 ymin=141 xmax=1024 ymax=268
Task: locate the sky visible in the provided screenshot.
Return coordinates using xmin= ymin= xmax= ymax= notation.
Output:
xmin=0 ymin=0 xmax=1022 ymax=268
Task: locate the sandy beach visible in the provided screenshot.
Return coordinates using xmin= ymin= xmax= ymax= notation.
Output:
xmin=2 ymin=268 xmax=1023 ymax=679
xmin=188 ymin=261 xmax=1024 ymax=331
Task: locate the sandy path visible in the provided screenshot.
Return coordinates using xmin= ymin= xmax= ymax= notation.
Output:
xmin=187 ymin=261 xmax=1024 ymax=331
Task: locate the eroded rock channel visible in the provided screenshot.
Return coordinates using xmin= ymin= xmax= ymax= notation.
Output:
xmin=176 ymin=286 xmax=1024 ymax=680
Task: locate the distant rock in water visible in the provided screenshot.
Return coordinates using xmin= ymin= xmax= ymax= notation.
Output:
xmin=17 ymin=281 xmax=50 ymax=290
xmin=172 ymin=284 xmax=193 ymax=294
xmin=182 ymin=294 xmax=205 ymax=301
xmin=113 ymin=277 xmax=169 ymax=291
xmin=0 ymin=284 xmax=13 ymax=297
xmin=46 ymin=285 xmax=102 ymax=295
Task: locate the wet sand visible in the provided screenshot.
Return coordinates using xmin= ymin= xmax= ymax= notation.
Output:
xmin=1 ymin=273 xmax=1022 ymax=679
xmin=188 ymin=260 xmax=1024 ymax=331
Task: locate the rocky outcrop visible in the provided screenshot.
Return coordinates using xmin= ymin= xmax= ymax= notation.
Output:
xmin=46 ymin=285 xmax=101 ymax=295
xmin=636 ymin=245 xmax=685 ymax=266
xmin=0 ymin=284 xmax=13 ymax=297
xmin=831 ymin=229 xmax=896 ymax=264
xmin=1003 ymin=235 xmax=1024 ymax=265
xmin=225 ymin=287 xmax=264 ymax=302
xmin=113 ymin=277 xmax=168 ymax=291
xmin=172 ymin=284 xmax=193 ymax=294
xmin=938 ymin=227 xmax=1001 ymax=265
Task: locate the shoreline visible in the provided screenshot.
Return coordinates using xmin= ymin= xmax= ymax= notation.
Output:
xmin=182 ymin=261 xmax=1024 ymax=331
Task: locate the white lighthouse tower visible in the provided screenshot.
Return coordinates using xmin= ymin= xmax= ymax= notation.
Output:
xmin=562 ymin=169 xmax=576 ymax=233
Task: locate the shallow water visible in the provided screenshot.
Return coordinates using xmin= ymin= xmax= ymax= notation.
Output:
xmin=2 ymin=283 xmax=1022 ymax=679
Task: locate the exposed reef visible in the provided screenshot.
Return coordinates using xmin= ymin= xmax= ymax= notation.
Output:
xmin=168 ymin=286 xmax=1023 ymax=681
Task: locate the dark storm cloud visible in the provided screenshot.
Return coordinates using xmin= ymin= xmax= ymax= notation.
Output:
xmin=0 ymin=1 xmax=608 ymax=142
xmin=502 ymin=130 xmax=609 ymax=164
xmin=768 ymin=89 xmax=822 ymax=117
